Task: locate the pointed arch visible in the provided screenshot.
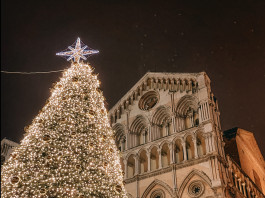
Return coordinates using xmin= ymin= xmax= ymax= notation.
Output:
xmin=125 ymin=152 xmax=136 ymax=161
xmin=175 ymin=95 xmax=199 ymax=131
xmin=148 ymin=144 xmax=159 ymax=152
xmin=141 ymin=179 xmax=174 ymax=198
xmin=113 ymin=123 xmax=126 ymax=151
xmin=137 ymin=147 xmax=148 ymax=156
xmin=159 ymin=140 xmax=171 ymax=148
xmin=130 ymin=115 xmax=148 ymax=134
xmin=151 ymin=106 xmax=171 ymax=126
xmin=113 ymin=123 xmax=125 ymax=142
xmin=175 ymin=95 xmax=199 ymax=117
xmin=129 ymin=115 xmax=149 ymax=147
xmin=151 ymin=106 xmax=172 ymax=139
xmin=195 ymin=131 xmax=207 ymax=156
xmin=178 ymin=169 xmax=212 ymax=197
xmin=139 ymin=149 xmax=148 ymax=174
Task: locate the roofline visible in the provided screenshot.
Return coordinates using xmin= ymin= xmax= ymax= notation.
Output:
xmin=109 ymin=71 xmax=207 ymax=114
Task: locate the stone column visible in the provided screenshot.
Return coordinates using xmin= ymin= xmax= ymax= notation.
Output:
xmin=134 ymin=155 xmax=140 ymax=175
xmin=238 ymin=178 xmax=242 ymax=193
xmin=192 ymin=135 xmax=198 ymax=159
xmin=147 ymin=150 xmax=151 ymax=172
xmin=211 ymin=133 xmax=217 ymax=152
xmin=208 ymin=133 xmax=213 ymax=152
xmin=164 ymin=79 xmax=168 ymax=91
xmin=242 ymin=182 xmax=247 ymax=196
xmin=123 ymin=159 xmax=128 ymax=179
xmin=144 ymin=81 xmax=147 ymax=91
xmin=234 ymin=174 xmax=238 ymax=189
xmin=180 ymin=79 xmax=185 ymax=92
xmin=150 ymin=78 xmax=154 ymax=89
xmin=246 ymin=186 xmax=251 ymax=198
xmin=125 ymin=133 xmax=129 ymax=150
xmin=187 ymin=80 xmax=192 ymax=92
xmin=147 ymin=124 xmax=151 ymax=142
xmin=176 ymin=79 xmax=180 ymax=92
xmin=117 ymin=109 xmax=120 ymax=119
xmin=181 ymin=139 xmax=187 ymax=161
xmin=158 ymin=148 xmax=162 ymax=169
xmin=139 ymin=86 xmax=143 ymax=96
xmin=198 ymin=105 xmax=202 ymax=124
xmin=169 ymin=143 xmax=174 ymax=164
xmin=169 ymin=79 xmax=173 ymax=91
xmin=171 ymin=142 xmax=175 ymax=164
xmin=204 ymin=134 xmax=209 ymax=153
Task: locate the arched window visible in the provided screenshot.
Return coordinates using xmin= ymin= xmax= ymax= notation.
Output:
xmin=175 ymin=95 xmax=199 ymax=131
xmin=186 ymin=136 xmax=195 ymax=160
xmin=151 ymin=106 xmax=171 ymax=140
xmin=140 ymin=129 xmax=148 ymax=145
xmin=127 ymin=155 xmax=135 ymax=178
xmin=113 ymin=123 xmax=126 ymax=151
xmin=150 ymin=147 xmax=159 ymax=171
xmin=175 ymin=139 xmax=184 ymax=163
xmin=139 ymin=150 xmax=148 ymax=174
xmin=161 ymin=143 xmax=170 ymax=167
xmin=196 ymin=132 xmax=206 ymax=157
xmin=130 ymin=115 xmax=148 ymax=148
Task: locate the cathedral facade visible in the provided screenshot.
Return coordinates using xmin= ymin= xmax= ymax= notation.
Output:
xmin=109 ymin=72 xmax=265 ymax=198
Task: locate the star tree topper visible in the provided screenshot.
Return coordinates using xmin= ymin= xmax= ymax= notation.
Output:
xmin=56 ymin=37 xmax=99 ymax=63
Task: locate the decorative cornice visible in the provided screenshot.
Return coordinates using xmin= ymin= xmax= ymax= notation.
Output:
xmin=109 ymin=72 xmax=203 ymax=118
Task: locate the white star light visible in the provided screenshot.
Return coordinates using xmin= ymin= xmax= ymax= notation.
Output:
xmin=56 ymin=37 xmax=99 ymax=63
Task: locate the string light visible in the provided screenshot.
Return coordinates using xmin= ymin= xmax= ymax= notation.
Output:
xmin=1 ymin=70 xmax=65 ymax=74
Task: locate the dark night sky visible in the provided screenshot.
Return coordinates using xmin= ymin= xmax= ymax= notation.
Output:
xmin=1 ymin=0 xmax=265 ymax=156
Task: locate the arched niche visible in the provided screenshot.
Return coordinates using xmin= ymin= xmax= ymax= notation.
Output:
xmin=150 ymin=146 xmax=159 ymax=171
xmin=113 ymin=123 xmax=126 ymax=151
xmin=127 ymin=154 xmax=135 ymax=178
xmin=174 ymin=139 xmax=184 ymax=163
xmin=175 ymin=95 xmax=199 ymax=131
xmin=186 ymin=135 xmax=195 ymax=160
xmin=161 ymin=143 xmax=170 ymax=167
xmin=139 ymin=149 xmax=148 ymax=174
xmin=151 ymin=106 xmax=172 ymax=140
xmin=129 ymin=115 xmax=148 ymax=148
xmin=196 ymin=132 xmax=206 ymax=157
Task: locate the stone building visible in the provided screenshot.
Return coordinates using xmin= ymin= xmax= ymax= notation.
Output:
xmin=109 ymin=72 xmax=265 ymax=198
xmin=1 ymin=138 xmax=19 ymax=166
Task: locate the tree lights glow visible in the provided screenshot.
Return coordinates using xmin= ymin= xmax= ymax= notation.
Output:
xmin=1 ymin=39 xmax=127 ymax=198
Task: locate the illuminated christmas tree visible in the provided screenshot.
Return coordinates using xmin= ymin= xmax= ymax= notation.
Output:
xmin=1 ymin=38 xmax=127 ymax=198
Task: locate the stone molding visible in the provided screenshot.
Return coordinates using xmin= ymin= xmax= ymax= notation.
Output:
xmin=178 ymin=169 xmax=212 ymax=197
xmin=141 ymin=179 xmax=175 ymax=198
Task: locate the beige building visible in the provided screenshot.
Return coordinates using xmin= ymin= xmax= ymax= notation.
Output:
xmin=109 ymin=72 xmax=265 ymax=198
xmin=1 ymin=138 xmax=19 ymax=166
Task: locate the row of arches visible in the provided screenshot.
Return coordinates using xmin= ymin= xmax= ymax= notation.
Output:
xmin=121 ymin=133 xmax=207 ymax=179
xmin=113 ymin=95 xmax=209 ymax=150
